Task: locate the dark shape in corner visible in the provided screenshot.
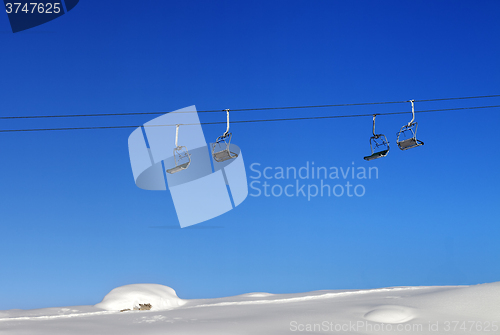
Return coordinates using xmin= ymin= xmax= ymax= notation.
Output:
xmin=4 ymin=0 xmax=79 ymax=33
xmin=64 ymin=0 xmax=79 ymax=12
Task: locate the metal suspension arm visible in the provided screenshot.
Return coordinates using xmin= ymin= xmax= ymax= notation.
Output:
xmin=372 ymin=114 xmax=377 ymax=136
xmin=175 ymin=124 xmax=179 ymax=147
xmin=408 ymin=100 xmax=415 ymax=126
xmin=224 ymin=109 xmax=230 ymax=136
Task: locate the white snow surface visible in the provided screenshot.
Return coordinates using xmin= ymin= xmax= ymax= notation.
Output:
xmin=1 ymin=282 xmax=499 ymax=334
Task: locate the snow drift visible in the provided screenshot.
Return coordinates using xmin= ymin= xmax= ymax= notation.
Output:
xmin=364 ymin=305 xmax=416 ymax=323
xmin=94 ymin=284 xmax=186 ymax=311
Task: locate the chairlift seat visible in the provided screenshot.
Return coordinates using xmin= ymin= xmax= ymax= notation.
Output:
xmin=396 ymin=101 xmax=424 ymax=151
xmin=364 ymin=115 xmax=389 ymax=161
xmin=166 ymin=139 xmax=191 ymax=174
xmin=397 ymin=137 xmax=424 ymax=150
xmin=166 ymin=162 xmax=190 ymax=174
xmin=212 ymin=148 xmax=238 ymax=163
xmin=364 ymin=149 xmax=389 ymax=161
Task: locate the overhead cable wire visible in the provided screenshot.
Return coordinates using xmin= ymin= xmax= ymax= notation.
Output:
xmin=225 ymin=94 xmax=500 ymax=112
xmin=1 ymin=94 xmax=499 ymax=120
xmin=1 ymin=105 xmax=499 ymax=133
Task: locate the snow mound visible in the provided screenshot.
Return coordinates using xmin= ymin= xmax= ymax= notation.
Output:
xmin=95 ymin=284 xmax=186 ymax=311
xmin=363 ymin=305 xmax=415 ymax=324
xmin=241 ymin=292 xmax=273 ymax=298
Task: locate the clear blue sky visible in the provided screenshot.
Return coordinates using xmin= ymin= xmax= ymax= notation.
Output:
xmin=1 ymin=0 xmax=499 ymax=310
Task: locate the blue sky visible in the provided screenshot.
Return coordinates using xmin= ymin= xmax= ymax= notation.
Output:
xmin=0 ymin=0 xmax=499 ymax=310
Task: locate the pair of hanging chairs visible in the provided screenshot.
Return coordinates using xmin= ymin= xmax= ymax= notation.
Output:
xmin=165 ymin=100 xmax=421 ymax=170
xmin=166 ymin=109 xmax=238 ymax=174
xmin=363 ymin=100 xmax=424 ymax=161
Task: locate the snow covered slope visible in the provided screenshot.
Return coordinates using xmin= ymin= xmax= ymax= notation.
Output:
xmin=0 ymin=282 xmax=499 ymax=334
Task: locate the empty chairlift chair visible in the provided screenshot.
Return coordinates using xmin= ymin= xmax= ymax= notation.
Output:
xmin=211 ymin=109 xmax=238 ymax=162
xmin=166 ymin=124 xmax=191 ymax=174
xmin=364 ymin=114 xmax=390 ymax=161
xmin=396 ymin=100 xmax=424 ymax=150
